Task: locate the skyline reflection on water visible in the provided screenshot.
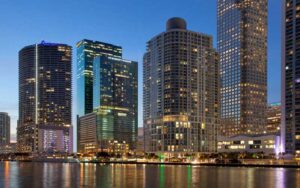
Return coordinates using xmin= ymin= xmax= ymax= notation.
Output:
xmin=0 ymin=162 xmax=299 ymax=188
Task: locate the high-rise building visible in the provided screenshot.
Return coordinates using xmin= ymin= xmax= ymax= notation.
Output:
xmin=17 ymin=41 xmax=73 ymax=153
xmin=217 ymin=0 xmax=268 ymax=137
xmin=76 ymin=40 xmax=137 ymax=153
xmin=0 ymin=112 xmax=10 ymax=145
xmin=78 ymin=55 xmax=138 ymax=153
xmin=143 ymin=18 xmax=219 ymax=154
xmin=77 ymin=39 xmax=122 ymax=116
xmin=282 ymin=0 xmax=300 ymax=154
xmin=267 ymin=103 xmax=281 ymax=135
xmin=93 ymin=56 xmax=138 ymax=150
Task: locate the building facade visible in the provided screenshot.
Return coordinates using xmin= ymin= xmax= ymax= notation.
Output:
xmin=267 ymin=103 xmax=281 ymax=135
xmin=18 ymin=41 xmax=73 ymax=153
xmin=0 ymin=112 xmax=10 ymax=145
xmin=217 ymin=0 xmax=268 ymax=137
xmin=218 ymin=134 xmax=281 ymax=155
xmin=78 ymin=111 xmax=130 ymax=154
xmin=282 ymin=0 xmax=300 ymax=154
xmin=136 ymin=127 xmax=145 ymax=155
xmin=144 ymin=18 xmax=219 ymax=154
xmin=93 ymin=56 xmax=138 ymax=150
xmin=77 ymin=39 xmax=122 ymax=116
xmin=0 ymin=143 xmax=16 ymax=154
xmin=77 ymin=113 xmax=97 ymax=153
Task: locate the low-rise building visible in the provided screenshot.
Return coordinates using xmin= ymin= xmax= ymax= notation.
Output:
xmin=136 ymin=127 xmax=144 ymax=155
xmin=218 ymin=134 xmax=281 ymax=155
xmin=78 ymin=113 xmax=131 ymax=155
xmin=0 ymin=143 xmax=16 ymax=154
xmin=77 ymin=113 xmax=98 ymax=154
xmin=106 ymin=140 xmax=129 ymax=155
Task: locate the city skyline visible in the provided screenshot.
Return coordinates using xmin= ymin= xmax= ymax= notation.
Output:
xmin=0 ymin=0 xmax=281 ymax=145
xmin=1 ymin=1 xmax=300 ymax=187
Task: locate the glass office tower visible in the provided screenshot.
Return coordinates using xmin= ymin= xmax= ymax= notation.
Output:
xmin=282 ymin=0 xmax=300 ymax=154
xmin=18 ymin=41 xmax=73 ymax=153
xmin=77 ymin=39 xmax=122 ymax=116
xmin=0 ymin=112 xmax=10 ymax=145
xmin=217 ymin=0 xmax=268 ymax=137
xmin=143 ymin=18 xmax=219 ymax=154
xmin=93 ymin=56 xmax=138 ymax=150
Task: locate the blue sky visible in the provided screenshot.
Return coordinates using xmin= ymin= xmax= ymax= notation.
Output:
xmin=0 ymin=0 xmax=281 ymax=142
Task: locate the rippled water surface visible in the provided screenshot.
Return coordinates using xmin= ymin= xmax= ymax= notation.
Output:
xmin=0 ymin=162 xmax=300 ymax=188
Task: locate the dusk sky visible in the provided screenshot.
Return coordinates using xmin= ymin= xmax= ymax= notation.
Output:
xmin=0 ymin=0 xmax=281 ymax=142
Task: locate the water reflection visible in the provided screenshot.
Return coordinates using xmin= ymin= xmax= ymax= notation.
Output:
xmin=0 ymin=162 xmax=299 ymax=188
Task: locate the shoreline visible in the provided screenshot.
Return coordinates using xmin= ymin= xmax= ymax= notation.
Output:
xmin=6 ymin=160 xmax=300 ymax=168
xmin=86 ymin=161 xmax=300 ymax=168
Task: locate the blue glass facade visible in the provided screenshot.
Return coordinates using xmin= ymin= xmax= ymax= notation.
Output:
xmin=217 ymin=0 xmax=268 ymax=137
xmin=218 ymin=0 xmax=242 ymax=135
xmin=93 ymin=56 xmax=138 ymax=149
xmin=76 ymin=39 xmax=122 ymax=117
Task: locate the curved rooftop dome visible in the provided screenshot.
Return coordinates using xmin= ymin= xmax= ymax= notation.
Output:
xmin=166 ymin=17 xmax=187 ymax=31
